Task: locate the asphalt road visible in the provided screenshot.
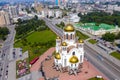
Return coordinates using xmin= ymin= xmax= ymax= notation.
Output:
xmin=43 ymin=18 xmax=63 ymax=38
xmin=0 ymin=25 xmax=15 ymax=80
xmin=43 ymin=18 xmax=120 ymax=80
xmin=84 ymin=43 xmax=120 ymax=79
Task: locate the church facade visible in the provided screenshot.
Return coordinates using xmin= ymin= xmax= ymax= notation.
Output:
xmin=54 ymin=24 xmax=84 ymax=75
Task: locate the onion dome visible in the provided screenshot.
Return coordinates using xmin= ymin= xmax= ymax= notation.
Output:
xmin=64 ymin=24 xmax=75 ymax=32
xmin=57 ymin=36 xmax=60 ymax=39
xmin=79 ymin=39 xmax=84 ymax=43
xmin=69 ymin=56 xmax=79 ymax=64
xmin=62 ymin=42 xmax=67 ymax=46
xmin=54 ymin=52 xmax=61 ymax=60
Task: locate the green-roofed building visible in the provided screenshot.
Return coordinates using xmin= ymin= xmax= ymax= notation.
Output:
xmin=74 ymin=23 xmax=120 ymax=35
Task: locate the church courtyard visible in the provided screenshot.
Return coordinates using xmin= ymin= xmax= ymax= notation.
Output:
xmin=41 ymin=57 xmax=107 ymax=80
xmin=30 ymin=47 xmax=107 ymax=80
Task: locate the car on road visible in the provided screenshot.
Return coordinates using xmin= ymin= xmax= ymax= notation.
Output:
xmin=0 ymin=74 xmax=2 ymax=77
xmin=6 ymin=70 xmax=8 ymax=75
xmin=1 ymin=68 xmax=3 ymax=71
xmin=97 ymin=55 xmax=104 ymax=61
xmin=6 ymin=65 xmax=8 ymax=68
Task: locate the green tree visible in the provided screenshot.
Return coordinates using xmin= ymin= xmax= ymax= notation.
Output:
xmin=25 ymin=8 xmax=31 ymax=13
xmin=60 ymin=21 xmax=65 ymax=27
xmin=15 ymin=18 xmax=47 ymax=39
xmin=31 ymin=7 xmax=36 ymax=13
xmin=116 ymin=32 xmax=120 ymax=39
xmin=0 ymin=27 xmax=9 ymax=40
xmin=77 ymin=11 xmax=120 ymax=27
xmin=17 ymin=18 xmax=22 ymax=24
xmin=102 ymin=32 xmax=116 ymax=42
xmin=34 ymin=15 xmax=38 ymax=20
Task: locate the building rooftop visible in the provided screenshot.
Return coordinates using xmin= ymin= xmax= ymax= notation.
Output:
xmin=75 ymin=23 xmax=115 ymax=31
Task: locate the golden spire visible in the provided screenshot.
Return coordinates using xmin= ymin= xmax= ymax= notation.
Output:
xmin=79 ymin=39 xmax=84 ymax=43
xmin=69 ymin=56 xmax=79 ymax=64
xmin=54 ymin=52 xmax=61 ymax=60
xmin=62 ymin=42 xmax=67 ymax=46
xmin=64 ymin=24 xmax=75 ymax=32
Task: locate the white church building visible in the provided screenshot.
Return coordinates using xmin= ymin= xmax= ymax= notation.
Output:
xmin=54 ymin=24 xmax=84 ymax=75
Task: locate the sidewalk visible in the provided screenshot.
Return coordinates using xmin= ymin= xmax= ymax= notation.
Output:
xmin=8 ymin=50 xmax=29 ymax=80
xmin=31 ymin=71 xmax=42 ymax=80
xmin=30 ymin=47 xmax=55 ymax=72
xmin=8 ymin=61 xmax=16 ymax=80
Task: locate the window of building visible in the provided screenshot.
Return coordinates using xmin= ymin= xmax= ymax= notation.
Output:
xmin=80 ymin=55 xmax=82 ymax=61
xmin=64 ymin=59 xmax=67 ymax=66
xmin=75 ymin=64 xmax=76 ymax=67
xmin=66 ymin=34 xmax=68 ymax=39
xmin=71 ymin=34 xmax=72 ymax=39
xmin=72 ymin=52 xmax=75 ymax=55
xmin=79 ymin=45 xmax=82 ymax=48
xmin=63 ymin=47 xmax=66 ymax=51
xmin=71 ymin=64 xmax=73 ymax=67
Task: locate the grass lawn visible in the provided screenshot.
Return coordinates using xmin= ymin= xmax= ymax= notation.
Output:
xmin=14 ymin=29 xmax=88 ymax=62
xmin=14 ymin=30 xmax=56 ymax=62
xmin=26 ymin=30 xmax=56 ymax=43
xmin=89 ymin=77 xmax=104 ymax=80
xmin=110 ymin=51 xmax=120 ymax=60
xmin=76 ymin=30 xmax=89 ymax=40
xmin=88 ymin=39 xmax=97 ymax=44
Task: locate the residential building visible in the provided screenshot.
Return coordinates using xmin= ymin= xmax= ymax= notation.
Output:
xmin=0 ymin=10 xmax=10 ymax=26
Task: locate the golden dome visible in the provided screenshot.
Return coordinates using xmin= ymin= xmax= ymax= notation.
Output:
xmin=64 ymin=24 xmax=75 ymax=32
xmin=62 ymin=42 xmax=67 ymax=46
xmin=57 ymin=36 xmax=60 ymax=39
xmin=79 ymin=39 xmax=84 ymax=43
xmin=69 ymin=56 xmax=79 ymax=64
xmin=54 ymin=52 xmax=61 ymax=60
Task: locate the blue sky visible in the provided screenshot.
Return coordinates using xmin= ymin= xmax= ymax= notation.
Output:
xmin=0 ymin=0 xmax=39 ymax=2
xmin=0 ymin=0 xmax=49 ymax=2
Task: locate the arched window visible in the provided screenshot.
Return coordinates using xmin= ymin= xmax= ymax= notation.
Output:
xmin=66 ymin=34 xmax=68 ymax=39
xmin=80 ymin=55 xmax=82 ymax=61
xmin=64 ymin=59 xmax=67 ymax=66
xmin=72 ymin=52 xmax=75 ymax=55
xmin=71 ymin=64 xmax=73 ymax=67
xmin=64 ymin=35 xmax=66 ymax=39
xmin=71 ymin=34 xmax=72 ymax=39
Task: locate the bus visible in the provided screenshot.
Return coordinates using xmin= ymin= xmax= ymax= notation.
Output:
xmin=30 ymin=57 xmax=39 ymax=65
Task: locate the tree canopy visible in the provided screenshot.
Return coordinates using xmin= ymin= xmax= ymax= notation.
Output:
xmin=78 ymin=11 xmax=120 ymax=27
xmin=0 ymin=27 xmax=9 ymax=40
xmin=15 ymin=16 xmax=47 ymax=39
xmin=102 ymin=31 xmax=120 ymax=42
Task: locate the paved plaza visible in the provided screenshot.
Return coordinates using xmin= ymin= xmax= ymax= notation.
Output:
xmin=30 ymin=47 xmax=108 ymax=80
xmin=42 ymin=57 xmax=107 ymax=80
xmin=30 ymin=47 xmax=55 ymax=72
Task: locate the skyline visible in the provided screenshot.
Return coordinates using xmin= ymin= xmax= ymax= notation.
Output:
xmin=0 ymin=0 xmax=120 ymax=79
xmin=0 ymin=0 xmax=110 ymax=2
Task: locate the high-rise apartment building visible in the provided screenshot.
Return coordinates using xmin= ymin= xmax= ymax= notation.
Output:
xmin=0 ymin=10 xmax=10 ymax=26
xmin=8 ymin=6 xmax=18 ymax=18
